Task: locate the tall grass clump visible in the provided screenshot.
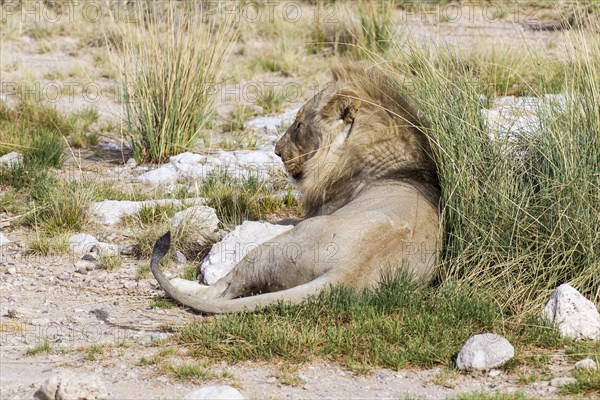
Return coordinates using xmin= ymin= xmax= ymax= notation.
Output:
xmin=308 ymin=0 xmax=394 ymax=57
xmin=356 ymin=0 xmax=394 ymax=53
xmin=377 ymin=26 xmax=599 ymax=314
xmin=118 ymin=0 xmax=236 ymax=163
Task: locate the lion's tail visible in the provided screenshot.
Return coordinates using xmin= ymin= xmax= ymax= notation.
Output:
xmin=150 ymin=232 xmax=333 ymax=314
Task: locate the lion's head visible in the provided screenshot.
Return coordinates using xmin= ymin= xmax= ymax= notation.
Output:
xmin=275 ymin=63 xmax=439 ymax=217
xmin=274 ymin=87 xmax=361 ymax=181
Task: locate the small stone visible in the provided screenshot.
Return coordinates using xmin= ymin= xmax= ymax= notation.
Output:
xmin=75 ymin=260 xmax=97 ymax=271
xmin=75 ymin=267 xmax=88 ymax=275
xmin=488 ymin=369 xmax=502 ymax=378
xmin=82 ymin=254 xmax=97 ymax=262
xmin=125 ymin=158 xmax=137 ymax=168
xmin=182 ymin=385 xmax=245 ymax=400
xmin=119 ymin=244 xmax=137 ymax=256
xmin=57 ymin=272 xmax=70 ymax=281
xmin=123 ymin=281 xmax=137 ymax=290
xmin=174 ymin=251 xmax=187 ymax=264
xmin=7 ymin=308 xmax=27 ymax=319
xmin=456 ymin=333 xmax=515 ymax=371
xmin=7 ymin=266 xmax=16 ymax=275
xmin=34 ymin=372 xmax=108 ymax=400
xmin=575 ymin=358 xmax=597 ymax=370
xmin=549 ymin=377 xmax=577 ymax=387
xmin=542 ymin=283 xmax=600 ymax=340
xmin=0 ymin=231 xmax=13 ymax=246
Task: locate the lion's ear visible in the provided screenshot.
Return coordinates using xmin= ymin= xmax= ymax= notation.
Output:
xmin=322 ymin=89 xmax=362 ymax=124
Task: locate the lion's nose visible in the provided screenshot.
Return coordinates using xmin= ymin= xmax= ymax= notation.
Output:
xmin=274 ymin=145 xmax=281 ymax=158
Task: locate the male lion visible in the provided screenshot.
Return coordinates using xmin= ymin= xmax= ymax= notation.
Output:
xmin=150 ymin=64 xmax=440 ymax=314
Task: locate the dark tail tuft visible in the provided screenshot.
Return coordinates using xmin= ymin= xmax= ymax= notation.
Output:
xmin=151 ymin=231 xmax=171 ymax=263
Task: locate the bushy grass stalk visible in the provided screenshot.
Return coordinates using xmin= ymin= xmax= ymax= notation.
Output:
xmin=376 ymin=24 xmax=599 ymax=314
xmin=119 ymin=0 xmax=236 ymax=163
xmin=356 ymin=0 xmax=394 ymax=53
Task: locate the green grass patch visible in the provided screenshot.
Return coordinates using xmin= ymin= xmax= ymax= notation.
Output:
xmin=149 ymin=296 xmax=175 ymax=309
xmin=0 ymin=191 xmax=18 ymax=213
xmin=200 ymin=173 xmax=299 ymax=227
xmin=257 ymin=86 xmax=285 ymax=114
xmin=83 ymin=344 xmax=104 ymax=362
xmin=219 ymin=130 xmax=259 ymax=151
xmin=176 ymin=274 xmax=564 ymax=370
xmin=162 ymin=361 xmax=216 ymax=380
xmin=25 ymin=341 xmax=53 ymax=356
xmin=28 ymin=233 xmax=70 ymax=256
xmin=183 ymin=264 xmax=198 ymax=281
xmin=136 ymin=263 xmax=151 ymax=280
xmin=222 ymin=105 xmax=256 ymax=133
xmin=561 ymin=368 xmax=600 ymax=396
xmin=0 ymin=100 xmax=104 ymax=237
xmin=136 ymin=203 xmax=180 ymax=225
xmin=450 ymin=392 xmax=536 ymax=400
xmin=97 ymin=254 xmax=123 ymax=271
xmin=23 ymin=180 xmax=93 ymax=235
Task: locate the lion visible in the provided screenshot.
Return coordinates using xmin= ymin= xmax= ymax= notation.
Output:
xmin=150 ymin=63 xmax=440 ymax=314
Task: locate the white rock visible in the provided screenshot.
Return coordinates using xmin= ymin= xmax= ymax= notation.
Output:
xmin=542 ymin=284 xmax=600 ymax=340
xmin=68 ymin=233 xmax=99 ymax=255
xmin=0 ymin=151 xmax=23 ymax=167
xmin=575 ymin=358 xmax=597 ymax=370
xmin=137 ymin=162 xmax=179 ymax=186
xmin=0 ymin=231 xmax=13 ymax=246
xmin=170 ymin=206 xmax=219 ymax=233
xmin=200 ymin=221 xmax=293 ymax=285
xmin=245 ymin=107 xmax=299 ymax=133
xmin=135 ymin=150 xmax=284 ymax=187
xmin=182 ymin=385 xmax=245 ymax=400
xmin=456 ymin=333 xmax=515 ymax=371
xmin=90 ymin=198 xmax=206 ymax=226
xmin=95 ymin=242 xmax=120 ymax=257
xmin=34 ymin=372 xmax=108 ymax=400
xmin=549 ymin=377 xmax=577 ymax=388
